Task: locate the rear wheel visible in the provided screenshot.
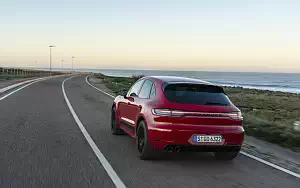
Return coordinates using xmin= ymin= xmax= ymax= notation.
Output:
xmin=214 ymin=148 xmax=240 ymax=160
xmin=111 ymin=107 xmax=124 ymax=135
xmin=136 ymin=121 xmax=156 ymax=160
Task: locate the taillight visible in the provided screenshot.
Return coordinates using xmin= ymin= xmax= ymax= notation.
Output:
xmin=151 ymin=108 xmax=184 ymax=117
xmin=228 ymin=112 xmax=243 ymax=120
xmin=152 ymin=108 xmax=243 ymax=120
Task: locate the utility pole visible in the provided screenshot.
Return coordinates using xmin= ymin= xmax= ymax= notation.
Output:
xmin=49 ymin=45 xmax=56 ymax=76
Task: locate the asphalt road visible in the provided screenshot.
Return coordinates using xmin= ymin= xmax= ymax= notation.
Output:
xmin=0 ymin=75 xmax=299 ymax=188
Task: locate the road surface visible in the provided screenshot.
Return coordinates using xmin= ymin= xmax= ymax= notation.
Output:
xmin=0 ymin=75 xmax=299 ymax=188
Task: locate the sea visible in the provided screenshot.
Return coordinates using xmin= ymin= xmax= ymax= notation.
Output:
xmin=37 ymin=67 xmax=300 ymax=94
xmin=78 ymin=69 xmax=300 ymax=94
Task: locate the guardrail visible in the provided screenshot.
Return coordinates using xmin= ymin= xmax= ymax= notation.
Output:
xmin=0 ymin=67 xmax=67 ymax=79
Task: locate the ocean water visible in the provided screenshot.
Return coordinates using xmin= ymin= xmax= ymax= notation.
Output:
xmin=51 ymin=67 xmax=300 ymax=94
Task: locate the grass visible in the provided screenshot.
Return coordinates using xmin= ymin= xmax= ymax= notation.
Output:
xmin=95 ymin=73 xmax=300 ymax=151
xmin=225 ymin=87 xmax=300 ymax=150
xmin=98 ymin=73 xmax=144 ymax=96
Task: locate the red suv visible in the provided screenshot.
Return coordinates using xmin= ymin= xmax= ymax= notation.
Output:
xmin=111 ymin=76 xmax=244 ymax=160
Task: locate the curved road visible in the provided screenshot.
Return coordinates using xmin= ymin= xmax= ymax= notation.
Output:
xmin=0 ymin=75 xmax=299 ymax=188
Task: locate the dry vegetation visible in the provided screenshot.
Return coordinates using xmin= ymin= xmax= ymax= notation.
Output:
xmin=95 ymin=73 xmax=300 ymax=151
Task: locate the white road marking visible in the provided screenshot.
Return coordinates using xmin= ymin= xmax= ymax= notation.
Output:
xmin=0 ymin=76 xmax=50 ymax=94
xmin=86 ymin=75 xmax=300 ymax=179
xmin=85 ymin=76 xmax=116 ymax=98
xmin=62 ymin=76 xmax=127 ymax=188
xmin=0 ymin=75 xmax=65 ymax=101
xmin=240 ymin=151 xmax=300 ymax=178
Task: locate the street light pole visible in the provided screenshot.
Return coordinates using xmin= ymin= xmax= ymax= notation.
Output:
xmin=61 ymin=60 xmax=64 ymax=69
xmin=49 ymin=45 xmax=55 ymax=76
xmin=72 ymin=56 xmax=74 ymax=72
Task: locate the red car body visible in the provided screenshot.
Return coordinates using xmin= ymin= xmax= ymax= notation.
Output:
xmin=112 ymin=76 xmax=244 ymax=158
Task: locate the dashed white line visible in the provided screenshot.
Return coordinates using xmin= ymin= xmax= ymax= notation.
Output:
xmin=85 ymin=75 xmax=300 ymax=179
xmin=62 ymin=76 xmax=127 ymax=188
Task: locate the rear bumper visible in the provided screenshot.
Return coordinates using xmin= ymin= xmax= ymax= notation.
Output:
xmin=148 ymin=124 xmax=245 ymax=150
xmin=164 ymin=145 xmax=241 ymax=152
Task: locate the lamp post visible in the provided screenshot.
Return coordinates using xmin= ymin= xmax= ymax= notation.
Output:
xmin=71 ymin=56 xmax=74 ymax=72
xmin=61 ymin=60 xmax=64 ymax=69
xmin=49 ymin=45 xmax=56 ymax=76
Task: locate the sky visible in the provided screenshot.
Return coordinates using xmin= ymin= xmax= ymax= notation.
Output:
xmin=1 ymin=0 xmax=300 ymax=73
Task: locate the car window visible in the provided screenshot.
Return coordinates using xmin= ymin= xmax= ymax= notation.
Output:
xmin=149 ymin=83 xmax=156 ymax=99
xmin=138 ymin=80 xmax=153 ymax=99
xmin=128 ymin=80 xmax=145 ymax=97
xmin=164 ymin=84 xmax=231 ymax=105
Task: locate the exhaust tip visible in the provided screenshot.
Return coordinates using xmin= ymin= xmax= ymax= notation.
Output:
xmin=174 ymin=146 xmax=181 ymax=152
xmin=165 ymin=145 xmax=174 ymax=152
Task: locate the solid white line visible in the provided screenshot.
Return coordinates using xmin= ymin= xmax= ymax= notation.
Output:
xmin=85 ymin=76 xmax=116 ymax=98
xmin=0 ymin=76 xmax=53 ymax=94
xmin=0 ymin=75 xmax=64 ymax=101
xmin=86 ymin=75 xmax=300 ymax=179
xmin=240 ymin=151 xmax=300 ymax=179
xmin=62 ymin=76 xmax=126 ymax=188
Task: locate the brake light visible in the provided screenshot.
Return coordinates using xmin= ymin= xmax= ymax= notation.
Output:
xmin=228 ymin=112 xmax=243 ymax=120
xmin=151 ymin=108 xmax=184 ymax=117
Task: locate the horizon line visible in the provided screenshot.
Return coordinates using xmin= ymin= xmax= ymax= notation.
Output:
xmin=1 ymin=66 xmax=299 ymax=74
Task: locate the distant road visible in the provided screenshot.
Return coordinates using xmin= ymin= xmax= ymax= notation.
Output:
xmin=0 ymin=75 xmax=299 ymax=188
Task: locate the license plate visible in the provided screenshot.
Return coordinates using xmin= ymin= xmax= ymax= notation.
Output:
xmin=193 ymin=135 xmax=223 ymax=143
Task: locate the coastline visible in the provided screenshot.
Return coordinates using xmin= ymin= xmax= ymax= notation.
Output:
xmin=94 ymin=73 xmax=300 ymax=152
xmin=12 ymin=68 xmax=300 ymax=94
xmin=94 ymin=69 xmax=300 ymax=94
xmin=88 ymin=74 xmax=300 ymax=175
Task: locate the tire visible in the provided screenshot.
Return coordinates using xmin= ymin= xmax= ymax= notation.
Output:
xmin=111 ymin=107 xmax=124 ymax=135
xmin=136 ymin=121 xmax=156 ymax=160
xmin=214 ymin=149 xmax=240 ymax=160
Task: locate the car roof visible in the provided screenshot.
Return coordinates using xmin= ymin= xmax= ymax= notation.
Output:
xmin=146 ymin=76 xmax=213 ymax=85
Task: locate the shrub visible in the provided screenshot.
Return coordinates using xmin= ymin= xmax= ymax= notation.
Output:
xmin=100 ymin=72 xmax=300 ymax=151
xmin=94 ymin=73 xmax=105 ymax=79
xmin=131 ymin=74 xmax=145 ymax=81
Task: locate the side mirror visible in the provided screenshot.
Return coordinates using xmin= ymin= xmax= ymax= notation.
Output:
xmin=130 ymin=93 xmax=138 ymax=97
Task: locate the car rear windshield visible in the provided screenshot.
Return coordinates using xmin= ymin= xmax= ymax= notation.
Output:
xmin=163 ymin=83 xmax=231 ymax=106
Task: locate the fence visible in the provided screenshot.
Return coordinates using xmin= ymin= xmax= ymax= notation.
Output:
xmin=0 ymin=67 xmax=65 ymax=79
